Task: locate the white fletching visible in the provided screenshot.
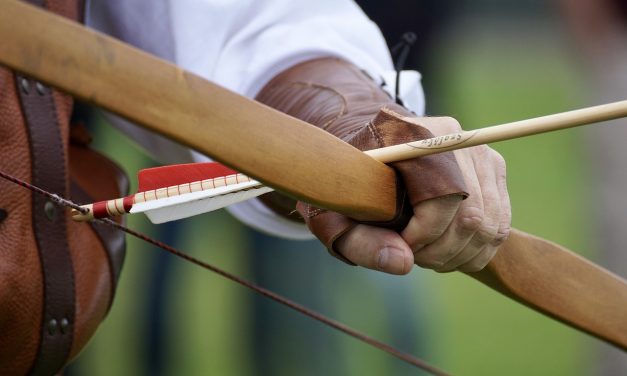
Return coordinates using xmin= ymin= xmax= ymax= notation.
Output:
xmin=130 ymin=179 xmax=274 ymax=224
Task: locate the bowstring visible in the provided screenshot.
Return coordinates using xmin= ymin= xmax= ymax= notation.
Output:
xmin=0 ymin=169 xmax=449 ymax=376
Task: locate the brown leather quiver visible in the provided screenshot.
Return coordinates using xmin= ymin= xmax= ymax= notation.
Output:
xmin=0 ymin=1 xmax=127 ymax=375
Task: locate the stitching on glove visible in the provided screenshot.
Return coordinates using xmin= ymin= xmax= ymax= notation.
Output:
xmin=366 ymin=121 xmax=385 ymax=148
xmin=288 ymin=82 xmax=347 ymax=131
xmin=304 ymin=205 xmax=327 ymax=219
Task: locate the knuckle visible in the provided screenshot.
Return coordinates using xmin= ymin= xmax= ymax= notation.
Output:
xmin=475 ymin=223 xmax=499 ymax=244
xmin=422 ymin=116 xmax=462 ymax=134
xmin=457 ymin=206 xmax=484 ymax=233
xmin=441 ymin=116 xmax=462 ymax=131
xmin=491 ymin=149 xmax=506 ymax=167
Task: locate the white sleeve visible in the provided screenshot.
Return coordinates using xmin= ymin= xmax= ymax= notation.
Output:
xmin=170 ymin=0 xmax=393 ymax=95
xmin=87 ymin=0 xmax=425 ymax=239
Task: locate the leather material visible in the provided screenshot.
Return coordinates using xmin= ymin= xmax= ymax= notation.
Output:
xmin=295 ymin=171 xmax=415 ymax=265
xmin=256 ymin=58 xmax=467 ymax=263
xmin=347 ymin=109 xmax=468 ymax=206
xmin=0 ymin=60 xmax=43 ymax=376
xmin=69 ymin=144 xmax=128 ymax=298
xmin=0 ymin=0 xmax=127 ymax=374
xmin=17 ymin=72 xmax=76 ymax=375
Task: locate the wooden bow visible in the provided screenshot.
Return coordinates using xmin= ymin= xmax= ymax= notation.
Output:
xmin=2 ymin=0 xmax=626 ymax=352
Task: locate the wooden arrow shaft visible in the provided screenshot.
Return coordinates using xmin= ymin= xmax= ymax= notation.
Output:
xmin=366 ymin=101 xmax=627 ymax=162
xmin=2 ymin=0 xmax=626 ymax=351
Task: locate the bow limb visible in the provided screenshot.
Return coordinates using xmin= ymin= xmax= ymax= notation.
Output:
xmin=2 ymin=0 xmax=627 ymax=351
xmin=473 ymin=229 xmax=627 ymax=350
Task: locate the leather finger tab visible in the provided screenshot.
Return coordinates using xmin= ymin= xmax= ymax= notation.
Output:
xmin=392 ymin=154 xmax=468 ymax=205
xmin=296 ymin=202 xmax=357 ymax=265
xmin=347 ymin=109 xmax=468 ymax=205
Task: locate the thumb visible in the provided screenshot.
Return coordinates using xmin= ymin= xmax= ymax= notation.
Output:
xmin=335 ymin=224 xmax=414 ymax=275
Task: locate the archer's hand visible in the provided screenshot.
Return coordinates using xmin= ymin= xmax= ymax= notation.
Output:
xmin=335 ymin=116 xmax=511 ymax=274
xmin=256 ymin=57 xmax=510 ymax=274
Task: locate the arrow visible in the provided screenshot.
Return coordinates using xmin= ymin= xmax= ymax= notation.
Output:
xmin=73 ymin=101 xmax=627 ymax=224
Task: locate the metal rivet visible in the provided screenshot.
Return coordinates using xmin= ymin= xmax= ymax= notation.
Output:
xmin=0 ymin=209 xmax=7 ymax=223
xmin=59 ymin=318 xmax=69 ymax=334
xmin=20 ymin=78 xmax=30 ymax=94
xmin=44 ymin=201 xmax=57 ymax=221
xmin=48 ymin=319 xmax=58 ymax=335
xmin=35 ymin=82 xmax=46 ymax=95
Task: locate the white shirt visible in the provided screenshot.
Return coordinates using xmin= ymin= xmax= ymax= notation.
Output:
xmin=86 ymin=0 xmax=425 ymax=239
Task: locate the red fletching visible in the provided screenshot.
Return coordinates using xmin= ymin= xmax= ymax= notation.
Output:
xmin=136 ymin=162 xmax=238 ymax=192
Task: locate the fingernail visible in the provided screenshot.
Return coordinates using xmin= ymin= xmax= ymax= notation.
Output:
xmin=378 ymin=247 xmax=406 ymax=273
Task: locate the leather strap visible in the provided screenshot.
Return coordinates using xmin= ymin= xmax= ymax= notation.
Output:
xmin=17 ymin=1 xmax=86 ymax=373
xmin=16 ymin=63 xmax=75 ymax=376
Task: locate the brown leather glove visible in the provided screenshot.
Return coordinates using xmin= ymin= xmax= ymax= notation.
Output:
xmin=256 ymin=57 xmax=467 ymax=264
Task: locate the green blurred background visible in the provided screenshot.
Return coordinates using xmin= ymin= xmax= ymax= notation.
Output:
xmin=66 ymin=1 xmax=626 ymax=375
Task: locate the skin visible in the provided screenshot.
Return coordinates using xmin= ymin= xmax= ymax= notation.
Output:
xmin=335 ymin=117 xmax=512 ymax=275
